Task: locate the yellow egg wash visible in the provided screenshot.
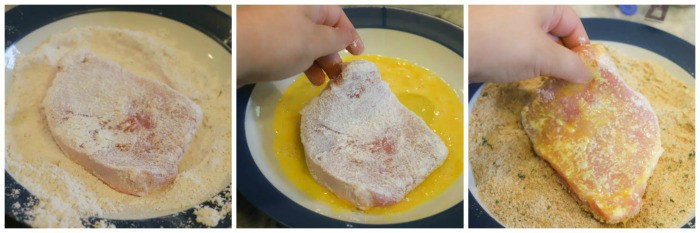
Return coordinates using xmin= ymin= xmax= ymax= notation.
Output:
xmin=273 ymin=55 xmax=463 ymax=215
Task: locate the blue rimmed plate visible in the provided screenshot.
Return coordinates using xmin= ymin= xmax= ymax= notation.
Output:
xmin=5 ymin=5 xmax=231 ymax=228
xmin=237 ymin=6 xmax=464 ymax=228
xmin=468 ymin=18 xmax=695 ymax=228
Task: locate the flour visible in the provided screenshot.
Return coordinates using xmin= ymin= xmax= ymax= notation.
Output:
xmin=194 ymin=185 xmax=232 ymax=227
xmin=10 ymin=188 xmax=20 ymax=198
xmin=92 ymin=219 xmax=116 ymax=228
xmin=578 ymin=36 xmax=587 ymax=46
xmin=194 ymin=207 xmax=220 ymax=227
xmin=6 ymin=27 xmax=231 ymax=227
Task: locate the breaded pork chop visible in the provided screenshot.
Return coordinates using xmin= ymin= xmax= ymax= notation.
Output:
xmin=521 ymin=44 xmax=663 ymax=223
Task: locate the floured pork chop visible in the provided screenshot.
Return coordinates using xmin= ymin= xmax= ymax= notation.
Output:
xmin=300 ymin=60 xmax=448 ymax=209
xmin=521 ymin=44 xmax=663 ymax=223
xmin=43 ymin=51 xmax=203 ymax=196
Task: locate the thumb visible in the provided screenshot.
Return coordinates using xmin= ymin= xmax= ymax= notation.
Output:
xmin=537 ymin=39 xmax=593 ymax=84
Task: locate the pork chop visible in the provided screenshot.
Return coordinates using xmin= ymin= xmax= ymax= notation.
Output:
xmin=43 ymin=51 xmax=203 ymax=196
xmin=521 ymin=44 xmax=663 ymax=223
xmin=299 ymin=60 xmax=448 ymax=210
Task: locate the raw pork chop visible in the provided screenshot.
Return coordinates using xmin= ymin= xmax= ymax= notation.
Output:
xmin=521 ymin=44 xmax=663 ymax=223
xmin=43 ymin=51 xmax=203 ymax=196
xmin=300 ymin=60 xmax=448 ymax=209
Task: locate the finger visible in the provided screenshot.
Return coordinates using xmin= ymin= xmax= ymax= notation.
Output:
xmin=308 ymin=6 xmax=360 ymax=56
xmin=307 ymin=24 xmax=354 ymax=60
xmin=555 ymin=39 xmax=564 ymax=46
xmin=547 ymin=33 xmax=564 ymax=46
xmin=316 ymin=6 xmax=364 ymax=54
xmin=346 ymin=28 xmax=364 ymax=55
xmin=537 ymin=38 xmax=594 ymax=84
xmin=304 ymin=62 xmax=327 ymax=86
xmin=335 ymin=11 xmax=363 ymax=55
xmin=546 ymin=6 xmax=590 ymax=49
xmin=315 ymin=53 xmax=344 ymax=79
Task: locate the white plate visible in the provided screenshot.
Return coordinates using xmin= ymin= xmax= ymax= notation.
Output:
xmin=244 ymin=28 xmax=464 ymax=224
xmin=5 ymin=10 xmax=232 ymax=226
xmin=467 ymin=40 xmax=695 ymax=227
xmin=6 ymin=11 xmax=231 ymax=94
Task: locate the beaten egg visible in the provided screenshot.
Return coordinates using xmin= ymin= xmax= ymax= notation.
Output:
xmin=273 ymin=55 xmax=463 ymax=215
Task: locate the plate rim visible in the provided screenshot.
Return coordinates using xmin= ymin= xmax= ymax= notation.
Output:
xmin=237 ymin=6 xmax=464 ymax=228
xmin=467 ymin=17 xmax=695 ymax=228
xmin=5 ymin=5 xmax=232 ymax=51
xmin=4 ymin=5 xmax=232 ymax=228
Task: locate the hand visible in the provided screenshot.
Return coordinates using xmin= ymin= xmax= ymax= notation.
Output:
xmin=237 ymin=6 xmax=364 ymax=87
xmin=469 ymin=6 xmax=593 ymax=84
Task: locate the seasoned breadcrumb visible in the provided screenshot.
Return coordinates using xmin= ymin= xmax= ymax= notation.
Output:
xmin=469 ymin=46 xmax=694 ymax=228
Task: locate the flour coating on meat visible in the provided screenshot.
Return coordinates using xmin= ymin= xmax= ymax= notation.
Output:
xmin=300 ymin=60 xmax=448 ymax=209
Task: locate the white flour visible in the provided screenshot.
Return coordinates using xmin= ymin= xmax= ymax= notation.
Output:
xmin=92 ymin=220 xmax=116 ymax=228
xmin=194 ymin=206 xmax=220 ymax=227
xmin=194 ymin=185 xmax=231 ymax=227
xmin=6 ymin=27 xmax=231 ymax=227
